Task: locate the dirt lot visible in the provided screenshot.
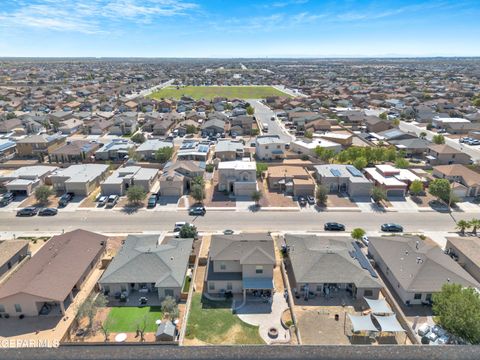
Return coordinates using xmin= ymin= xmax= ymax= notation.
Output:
xmin=258 ymin=180 xmax=297 ymax=207
xmin=19 ymin=193 xmax=61 ymax=208
xmin=204 ymin=174 xmax=235 ymax=207
xmin=410 ymin=192 xmax=437 ymax=208
xmin=327 ymin=194 xmax=358 ymax=208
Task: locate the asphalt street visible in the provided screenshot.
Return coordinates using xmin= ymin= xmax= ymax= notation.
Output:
xmin=1 ymin=209 xmax=471 ymax=234
xmin=249 ymin=100 xmax=293 ymax=142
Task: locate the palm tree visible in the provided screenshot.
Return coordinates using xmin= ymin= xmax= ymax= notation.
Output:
xmin=469 ymin=219 xmax=480 ymax=235
xmin=456 ymin=220 xmax=470 ymax=235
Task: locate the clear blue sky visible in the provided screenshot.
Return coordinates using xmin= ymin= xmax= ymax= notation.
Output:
xmin=0 ymin=0 xmax=479 ymax=57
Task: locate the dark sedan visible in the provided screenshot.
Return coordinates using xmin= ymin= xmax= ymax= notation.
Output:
xmin=189 ymin=206 xmax=206 ymax=216
xmin=381 ymin=223 xmax=403 ymax=232
xmin=38 ymin=207 xmax=58 ymax=216
xmin=16 ymin=207 xmax=38 ymax=217
xmin=324 ymin=222 xmax=345 ymax=231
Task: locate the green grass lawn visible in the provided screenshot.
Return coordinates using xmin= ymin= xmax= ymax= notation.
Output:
xmin=185 ymin=294 xmax=264 ymax=344
xmin=149 ymin=86 xmax=289 ymax=100
xmin=105 ymin=306 xmax=163 ymax=333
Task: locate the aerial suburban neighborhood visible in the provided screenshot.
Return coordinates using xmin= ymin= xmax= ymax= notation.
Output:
xmin=1 ymin=0 xmax=480 ymax=359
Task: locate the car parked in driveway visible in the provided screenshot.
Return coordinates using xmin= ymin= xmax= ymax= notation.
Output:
xmin=324 ymin=222 xmax=345 ymax=231
xmin=16 ymin=207 xmax=38 ymax=217
xmin=58 ymin=192 xmax=74 ymax=207
xmin=381 ymin=223 xmax=403 ymax=232
xmin=306 ymin=195 xmax=315 ymax=205
xmin=174 ymin=222 xmax=189 ymax=232
xmin=147 ymin=194 xmax=158 ymax=208
xmin=298 ymin=196 xmax=307 ymax=207
xmin=38 ymin=207 xmax=58 ymax=216
xmin=105 ymin=195 xmax=119 ymax=208
xmin=97 ymin=195 xmax=108 ymax=207
xmin=0 ymin=191 xmax=15 ymax=207
xmin=189 ymin=206 xmax=206 ymax=216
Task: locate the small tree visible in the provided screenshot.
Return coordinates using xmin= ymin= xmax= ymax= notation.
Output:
xmin=409 ymin=179 xmax=424 ymax=196
xmin=251 ymin=190 xmax=262 ymax=206
xmin=246 ymin=105 xmax=255 ymax=115
xmin=429 ymin=178 xmax=451 ymax=204
xmin=315 ymin=185 xmax=328 ymax=206
xmin=251 ymin=128 xmax=260 ymax=136
xmin=371 ymin=186 xmax=387 ymax=204
xmin=304 ymin=130 xmax=313 ymax=139
xmin=161 ymin=296 xmax=179 ymax=320
xmin=395 ymin=157 xmax=410 ymax=169
xmin=127 ymin=185 xmax=147 ymax=205
xmin=256 ymin=162 xmax=268 ymax=178
xmin=135 ymin=315 xmax=148 ymax=342
xmin=432 ymin=283 xmax=480 ymax=345
xmin=179 ymin=224 xmax=197 ymax=239
xmin=131 ymin=132 xmax=146 ymax=144
xmin=98 ymin=317 xmax=116 ymax=342
xmin=186 ymin=125 xmax=197 ymax=134
xmin=379 ymin=112 xmax=387 ymax=120
xmin=419 ymin=131 xmax=427 ymax=139
xmin=191 ymin=183 xmax=205 ymax=204
xmin=456 ymin=220 xmax=470 ymax=235
xmin=432 ymin=134 xmax=445 ymax=144
xmin=35 ymin=185 xmax=53 ymax=205
xmin=352 ymin=157 xmax=368 ymax=170
xmin=351 ymin=228 xmax=366 ymax=241
xmin=155 ymin=147 xmax=174 ymax=163
xmin=127 ymin=147 xmax=141 ymax=162
xmin=469 ymin=219 xmax=480 ymax=235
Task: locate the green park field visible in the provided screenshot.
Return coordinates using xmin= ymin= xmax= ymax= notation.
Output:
xmin=149 ymin=86 xmax=289 ymax=100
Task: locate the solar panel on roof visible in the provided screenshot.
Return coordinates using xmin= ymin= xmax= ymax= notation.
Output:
xmin=346 ymin=165 xmax=363 ymax=177
xmin=330 ymin=168 xmax=341 ymax=177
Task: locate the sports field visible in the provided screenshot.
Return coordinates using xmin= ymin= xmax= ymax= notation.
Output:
xmin=149 ymin=86 xmax=289 ymax=100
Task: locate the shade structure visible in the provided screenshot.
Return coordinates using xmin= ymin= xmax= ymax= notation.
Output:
xmin=364 ymin=297 xmax=393 ymax=315
xmin=348 ymin=314 xmax=378 ymax=332
xmin=373 ymin=314 xmax=405 ymax=333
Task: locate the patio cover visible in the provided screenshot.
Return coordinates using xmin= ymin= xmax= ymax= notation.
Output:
xmin=364 ymin=297 xmax=393 ymax=315
xmin=243 ymin=277 xmax=274 ymax=290
xmin=348 ymin=314 xmax=378 ymax=332
xmin=373 ymin=314 xmax=405 ymax=333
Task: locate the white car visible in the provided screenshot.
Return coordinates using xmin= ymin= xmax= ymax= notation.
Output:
xmin=417 ymin=323 xmax=430 ymax=337
xmin=361 ymin=235 xmax=369 ymax=246
xmin=174 ymin=222 xmax=189 ymax=232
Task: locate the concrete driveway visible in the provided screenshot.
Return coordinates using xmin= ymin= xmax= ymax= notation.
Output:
xmin=388 ymin=197 xmax=419 ymax=213
xmin=236 ymin=292 xmax=290 ymax=344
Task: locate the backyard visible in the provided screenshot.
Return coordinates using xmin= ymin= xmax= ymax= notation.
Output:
xmin=105 ymin=306 xmax=163 ymax=333
xmin=149 ymin=86 xmax=288 ymax=100
xmin=184 ymin=294 xmax=264 ymax=345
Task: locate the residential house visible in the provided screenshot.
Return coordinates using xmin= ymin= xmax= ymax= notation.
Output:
xmin=445 ymin=237 xmax=480 ymax=283
xmin=267 ymin=165 xmax=315 ymax=197
xmin=0 ymin=118 xmax=23 ymax=133
xmin=109 ymin=114 xmax=137 ymax=136
xmin=290 ymin=138 xmax=341 ymax=157
xmin=135 ymin=139 xmax=173 ymax=161
xmin=0 ymin=139 xmax=16 ymax=162
xmin=389 ymin=138 xmax=431 ymax=158
xmin=176 ymin=141 xmax=210 ymax=162
xmin=201 ymin=119 xmax=226 ymax=136
xmin=0 ymin=240 xmax=29 ymax=279
xmin=0 ymin=165 xmax=57 ymax=195
xmin=368 ymin=236 xmax=479 ymax=305
xmin=432 ymin=164 xmax=480 ymax=198
xmin=49 ymin=140 xmax=100 ymax=163
xmin=214 ymin=140 xmax=245 ymax=161
xmin=218 ymin=159 xmax=257 ymax=196
xmin=255 ymin=136 xmax=288 ymax=161
xmin=314 ymin=164 xmax=372 ymax=198
xmin=0 ymin=229 xmax=107 ymax=317
xmin=364 ymin=164 xmax=423 ymax=198
xmin=101 ymin=166 xmax=159 ymax=196
xmin=94 ymin=139 xmax=135 ymax=161
xmin=284 ymin=234 xmax=382 ymax=300
xmin=206 ymin=233 xmax=275 ymax=300
xmin=230 ymin=115 xmax=254 ymax=135
xmin=159 ymin=161 xmax=205 ymax=197
xmin=50 ymin=164 xmax=109 ymax=196
xmin=365 ymin=116 xmax=394 ymax=133
xmin=16 ymin=133 xmax=66 ymax=158
xmin=426 ymin=144 xmax=471 ymax=165
xmin=99 ymin=235 xmax=193 ymax=302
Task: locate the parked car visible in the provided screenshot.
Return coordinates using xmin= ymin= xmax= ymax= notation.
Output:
xmin=105 ymin=195 xmax=119 ymax=208
xmin=16 ymin=207 xmax=38 ymax=217
xmin=298 ymin=196 xmax=307 ymax=207
xmin=381 ymin=223 xmax=403 ymax=232
xmin=306 ymin=195 xmax=315 ymax=205
xmin=189 ymin=206 xmax=206 ymax=216
xmin=223 ymin=229 xmax=234 ymax=235
xmin=58 ymin=192 xmax=74 ymax=207
xmin=147 ymin=194 xmax=158 ymax=208
xmin=97 ymin=195 xmax=108 ymax=207
xmin=174 ymin=221 xmax=189 ymax=232
xmin=38 ymin=207 xmax=58 ymax=216
xmin=361 ymin=235 xmax=369 ymax=247
xmin=0 ymin=191 xmax=15 ymax=206
xmin=324 ymin=222 xmax=345 ymax=231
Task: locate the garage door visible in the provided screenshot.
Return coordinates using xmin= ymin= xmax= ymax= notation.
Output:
xmin=387 ymin=189 xmax=405 ymax=198
xmin=160 ymin=187 xmax=182 ymax=197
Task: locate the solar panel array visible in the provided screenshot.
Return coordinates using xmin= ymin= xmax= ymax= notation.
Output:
xmin=349 ymin=241 xmax=378 ymax=278
xmin=346 ymin=165 xmax=363 ymax=177
xmin=330 ymin=168 xmax=341 ymax=177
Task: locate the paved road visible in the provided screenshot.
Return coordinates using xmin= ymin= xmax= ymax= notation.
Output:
xmin=249 ymin=100 xmax=293 ymax=142
xmin=1 ymin=209 xmax=470 ymax=234
xmin=400 ymin=120 xmax=480 ymax=162
xmin=125 ymin=79 xmax=174 ymax=100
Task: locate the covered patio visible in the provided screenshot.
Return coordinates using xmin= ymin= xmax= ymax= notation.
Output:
xmin=242 ymin=277 xmax=274 ymax=303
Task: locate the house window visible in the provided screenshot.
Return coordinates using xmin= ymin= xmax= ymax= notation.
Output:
xmin=0 ymin=305 xmax=5 ymax=312
xmin=209 ymin=282 xmax=215 ymax=291
xmin=316 ymin=285 xmax=322 ymax=292
xmin=426 ymin=293 xmax=432 ymax=301
xmin=255 ymin=266 xmax=264 ymax=274
xmin=15 ymin=304 xmax=22 ymax=313
xmin=220 ymin=263 xmax=226 ymax=270
xmin=364 ymin=290 xmax=373 ymax=297
xmin=227 ymin=282 xmax=233 ymax=290
xmin=414 ymin=293 xmax=422 ymax=300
